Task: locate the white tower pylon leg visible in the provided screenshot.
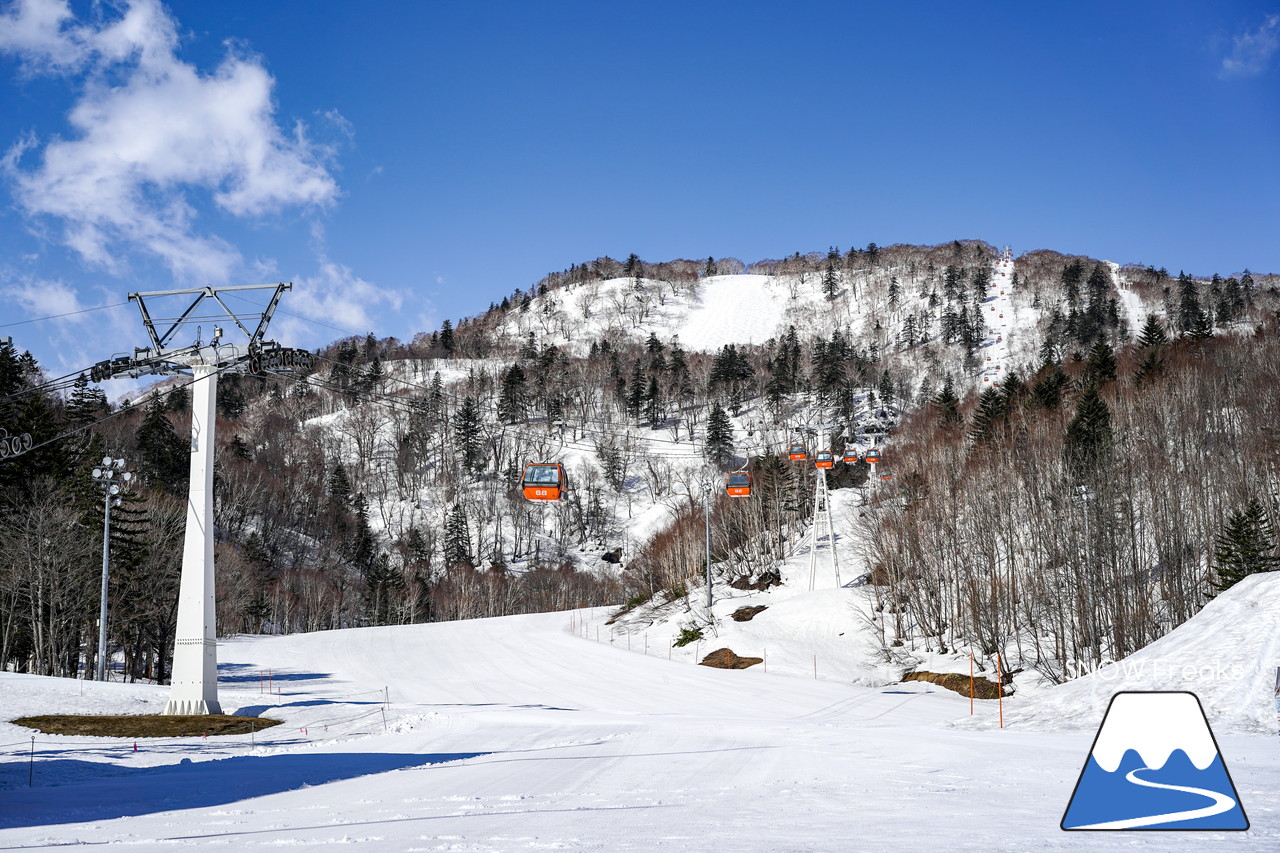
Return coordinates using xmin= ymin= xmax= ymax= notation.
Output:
xmin=807 ymin=468 xmax=841 ymax=591
xmin=164 ymin=362 xmax=222 ymax=715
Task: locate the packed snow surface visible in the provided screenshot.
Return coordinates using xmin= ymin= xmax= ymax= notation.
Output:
xmin=4 ymin=583 xmax=1279 ymax=850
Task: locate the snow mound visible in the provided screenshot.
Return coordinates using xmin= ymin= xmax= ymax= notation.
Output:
xmin=1007 ymin=572 xmax=1280 ymax=733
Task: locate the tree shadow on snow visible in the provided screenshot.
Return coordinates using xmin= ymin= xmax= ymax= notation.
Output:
xmin=0 ymin=750 xmax=487 ymax=829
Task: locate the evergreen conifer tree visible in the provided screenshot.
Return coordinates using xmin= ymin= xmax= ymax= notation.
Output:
xmin=822 ymin=247 xmax=839 ymax=300
xmin=1064 ymin=383 xmax=1112 ymax=475
xmin=1137 ymin=315 xmax=1168 ymax=348
xmin=932 ymin=375 xmax=962 ymax=427
xmin=135 ymin=396 xmax=189 ymax=493
xmin=1212 ymin=498 xmax=1279 ymax=592
xmin=1030 ymin=362 xmax=1067 ymax=409
xmin=1082 ymin=339 xmax=1117 ymax=386
xmin=1133 ymin=349 xmax=1165 ymax=386
xmin=626 ymin=362 xmax=646 ymax=421
xmin=497 ymin=363 xmax=527 ymax=424
xmin=328 ymin=462 xmax=353 ymax=505
xmin=443 ymin=503 xmax=473 ymax=569
xmin=454 ymin=395 xmax=484 ymax=472
xmin=969 ymin=387 xmax=1006 ymax=443
xmin=705 ymin=405 xmax=734 ymax=469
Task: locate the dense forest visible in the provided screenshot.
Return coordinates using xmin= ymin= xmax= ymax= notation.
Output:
xmin=1 ymin=240 xmax=1277 ymax=688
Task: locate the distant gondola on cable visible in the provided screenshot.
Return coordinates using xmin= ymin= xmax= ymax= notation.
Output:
xmin=520 ymin=462 xmax=566 ymax=501
xmin=787 ymin=443 xmax=808 ymax=461
xmin=726 ymin=471 xmax=753 ymax=498
xmin=865 ymin=448 xmax=881 ymax=464
xmin=815 ymin=450 xmax=834 ymax=469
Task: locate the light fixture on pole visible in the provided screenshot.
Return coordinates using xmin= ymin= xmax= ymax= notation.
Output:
xmin=91 ymin=457 xmax=132 ymax=682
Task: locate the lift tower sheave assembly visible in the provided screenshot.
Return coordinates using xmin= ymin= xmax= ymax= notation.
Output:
xmin=90 ymin=283 xmax=313 ymax=715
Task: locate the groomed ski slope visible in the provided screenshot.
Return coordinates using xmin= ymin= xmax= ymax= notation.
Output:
xmin=3 ymin=591 xmax=1279 ymax=851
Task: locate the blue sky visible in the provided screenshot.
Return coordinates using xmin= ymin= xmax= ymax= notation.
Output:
xmin=1 ymin=0 xmax=1278 ymax=376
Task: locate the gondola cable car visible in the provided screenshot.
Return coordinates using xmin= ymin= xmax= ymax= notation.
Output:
xmin=787 ymin=442 xmax=808 ymax=462
xmin=815 ymin=450 xmax=834 ymax=469
xmin=520 ymin=462 xmax=566 ymax=501
xmin=865 ymin=448 xmax=881 ymax=464
xmin=726 ymin=471 xmax=753 ymax=498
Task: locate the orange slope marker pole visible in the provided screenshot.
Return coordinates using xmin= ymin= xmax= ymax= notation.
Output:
xmin=997 ymin=652 xmax=1004 ymax=729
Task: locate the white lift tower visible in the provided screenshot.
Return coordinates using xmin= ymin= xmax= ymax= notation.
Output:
xmin=91 ymin=283 xmax=312 ymax=715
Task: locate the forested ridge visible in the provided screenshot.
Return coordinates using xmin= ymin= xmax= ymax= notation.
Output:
xmin=2 ymin=239 xmax=1277 ymax=687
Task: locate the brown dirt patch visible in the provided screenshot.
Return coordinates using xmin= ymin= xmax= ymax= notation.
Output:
xmin=730 ymin=605 xmax=768 ymax=622
xmin=12 ymin=714 xmax=283 ymax=738
xmin=729 ymin=570 xmax=781 ymax=591
xmin=699 ymin=648 xmax=764 ymax=669
xmin=901 ymin=671 xmax=1005 ymax=700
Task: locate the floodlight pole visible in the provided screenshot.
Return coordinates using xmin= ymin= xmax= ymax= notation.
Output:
xmin=91 ymin=458 xmax=132 ymax=681
xmin=165 ymin=358 xmax=222 ymax=715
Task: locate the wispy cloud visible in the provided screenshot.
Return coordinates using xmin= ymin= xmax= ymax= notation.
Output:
xmin=1220 ymin=13 xmax=1280 ymax=78
xmin=0 ymin=0 xmax=339 ymax=281
xmin=274 ymin=258 xmax=405 ymax=348
xmin=3 ymin=275 xmax=83 ymax=317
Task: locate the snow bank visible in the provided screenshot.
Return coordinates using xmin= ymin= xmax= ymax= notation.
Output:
xmin=1005 ymin=572 xmax=1280 ymax=733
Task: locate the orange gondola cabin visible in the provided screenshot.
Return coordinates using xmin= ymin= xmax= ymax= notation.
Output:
xmin=726 ymin=471 xmax=753 ymax=498
xmin=815 ymin=450 xmax=834 ymax=469
xmin=842 ymin=449 xmax=861 ymax=465
xmin=521 ymin=462 xmax=565 ymax=501
xmin=865 ymin=448 xmax=881 ymax=464
xmin=787 ymin=443 xmax=808 ymax=461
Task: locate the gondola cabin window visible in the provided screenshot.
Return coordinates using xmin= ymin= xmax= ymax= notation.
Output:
xmin=521 ymin=463 xmax=565 ymax=501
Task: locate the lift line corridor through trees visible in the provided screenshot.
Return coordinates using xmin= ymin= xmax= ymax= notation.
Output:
xmin=90 ymin=283 xmax=313 ymax=715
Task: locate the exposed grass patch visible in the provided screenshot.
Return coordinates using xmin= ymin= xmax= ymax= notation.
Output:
xmin=673 ymin=626 xmax=704 ymax=647
xmin=12 ymin=714 xmax=283 ymax=738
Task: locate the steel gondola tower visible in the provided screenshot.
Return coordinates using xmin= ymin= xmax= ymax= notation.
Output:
xmin=90 ymin=283 xmax=313 ymax=715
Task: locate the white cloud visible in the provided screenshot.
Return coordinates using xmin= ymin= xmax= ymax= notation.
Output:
xmin=3 ymin=275 xmax=82 ymax=317
xmin=0 ymin=0 xmax=85 ymax=71
xmin=274 ymin=258 xmax=404 ymax=348
xmin=0 ymin=0 xmax=339 ymax=281
xmin=1221 ymin=13 xmax=1280 ymax=78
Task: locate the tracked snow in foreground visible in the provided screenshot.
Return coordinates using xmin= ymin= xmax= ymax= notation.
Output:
xmin=3 ymin=583 xmax=1279 ymax=850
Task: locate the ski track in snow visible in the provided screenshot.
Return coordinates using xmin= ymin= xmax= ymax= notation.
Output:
xmin=979 ymin=254 xmax=1016 ymax=390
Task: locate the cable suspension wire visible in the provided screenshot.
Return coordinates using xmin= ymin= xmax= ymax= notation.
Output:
xmin=0 ymin=365 xmax=109 ymax=405
xmin=0 ymin=300 xmax=130 ymax=328
xmin=0 ymin=358 xmax=245 ymax=464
